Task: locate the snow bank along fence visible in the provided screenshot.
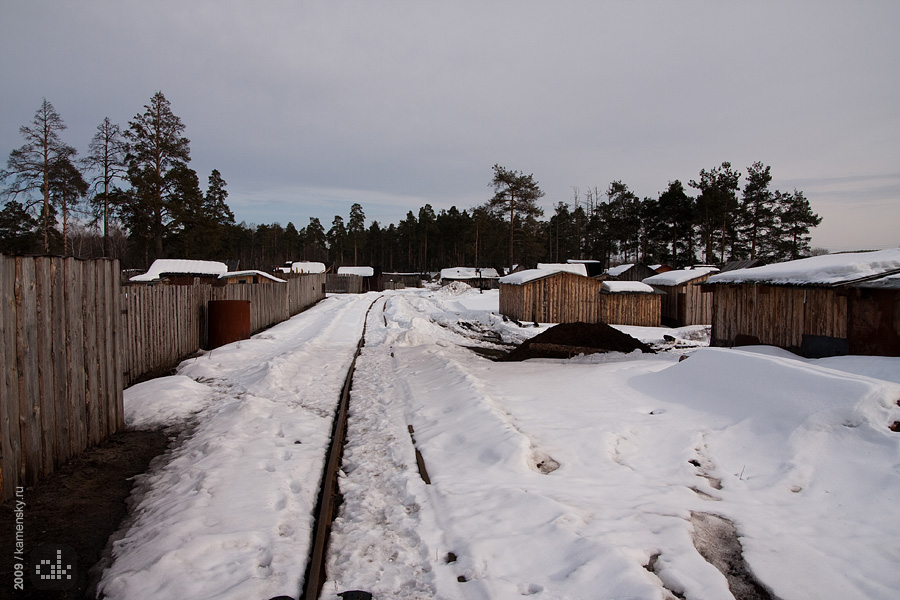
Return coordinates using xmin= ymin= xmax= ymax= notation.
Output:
xmin=499 ymin=271 xmax=661 ymax=326
xmin=1 ymin=255 xmax=124 ymax=502
xmin=0 ymin=256 xmax=325 ymax=501
xmin=123 ymin=272 xmax=326 ymax=385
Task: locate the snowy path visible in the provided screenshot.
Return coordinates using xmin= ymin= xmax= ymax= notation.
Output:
xmin=100 ymin=294 xmax=378 ymax=600
xmin=104 ymin=286 xmax=900 ymax=600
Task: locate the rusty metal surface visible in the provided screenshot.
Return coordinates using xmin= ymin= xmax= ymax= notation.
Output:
xmin=207 ymin=299 xmax=250 ymax=349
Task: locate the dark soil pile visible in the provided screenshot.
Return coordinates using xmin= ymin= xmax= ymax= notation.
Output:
xmin=503 ymin=322 xmax=654 ymax=361
xmin=0 ymin=429 xmax=170 ymax=599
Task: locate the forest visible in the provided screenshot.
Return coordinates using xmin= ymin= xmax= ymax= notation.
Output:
xmin=1 ymin=93 xmax=822 ymax=274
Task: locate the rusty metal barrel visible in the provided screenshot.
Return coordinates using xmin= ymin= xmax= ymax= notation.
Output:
xmin=207 ymin=299 xmax=251 ymax=349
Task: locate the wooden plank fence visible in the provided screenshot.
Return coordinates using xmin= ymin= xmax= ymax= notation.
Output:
xmin=1 ymin=256 xmax=124 ymax=502
xmin=122 ymin=273 xmax=325 ymax=386
xmin=326 ymin=273 xmax=363 ymax=294
xmin=1 ymin=256 xmax=325 ymax=501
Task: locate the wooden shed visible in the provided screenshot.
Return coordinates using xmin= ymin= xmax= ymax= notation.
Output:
xmin=129 ymin=259 xmax=227 ymax=285
xmin=440 ymin=267 xmax=501 ymax=289
xmin=500 ymin=270 xmax=602 ymax=323
xmin=643 ymin=267 xmax=719 ymax=327
xmin=601 ymin=262 xmax=659 ymax=282
xmin=499 ymin=270 xmax=661 ymax=326
xmin=599 ymin=281 xmax=661 ymax=327
xmin=706 ymin=249 xmax=900 ymax=357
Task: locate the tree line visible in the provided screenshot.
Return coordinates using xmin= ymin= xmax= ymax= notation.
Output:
xmin=1 ymin=94 xmax=822 ymax=273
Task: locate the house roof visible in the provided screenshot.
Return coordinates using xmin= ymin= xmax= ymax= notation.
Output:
xmin=219 ymin=270 xmax=286 ymax=283
xmin=604 ymin=263 xmax=634 ymax=277
xmin=643 ymin=267 xmax=719 ymax=287
xmin=500 ymin=268 xmax=590 ymax=285
xmin=536 ymin=263 xmax=588 ymax=276
xmin=440 ymin=267 xmax=500 ymax=280
xmin=130 ymin=259 xmax=228 ymax=282
xmin=601 ymin=281 xmax=655 ymax=293
xmin=706 ymin=249 xmax=900 ymax=287
xmin=337 ymin=266 xmax=375 ymax=277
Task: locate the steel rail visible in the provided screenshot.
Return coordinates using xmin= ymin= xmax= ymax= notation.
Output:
xmin=298 ymin=295 xmax=383 ymax=600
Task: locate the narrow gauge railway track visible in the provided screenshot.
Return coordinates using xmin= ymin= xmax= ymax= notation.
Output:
xmin=294 ymin=295 xmax=384 ymax=600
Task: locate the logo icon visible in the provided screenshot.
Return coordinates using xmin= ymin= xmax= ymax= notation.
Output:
xmin=30 ymin=544 xmax=77 ymax=591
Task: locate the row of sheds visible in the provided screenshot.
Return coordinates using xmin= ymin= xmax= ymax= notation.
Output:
xmin=498 ymin=249 xmax=900 ymax=357
xmin=499 ymin=263 xmax=667 ymax=327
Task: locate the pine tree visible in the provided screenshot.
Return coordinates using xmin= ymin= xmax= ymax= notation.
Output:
xmin=1 ymin=99 xmax=79 ymax=252
xmin=123 ymin=91 xmax=191 ymax=263
xmin=348 ymin=203 xmax=366 ymax=265
xmin=773 ymin=190 xmax=821 ymax=260
xmin=327 ymin=215 xmax=347 ymax=265
xmin=740 ymin=162 xmax=777 ymax=260
xmin=656 ymin=180 xmax=696 ymax=267
xmin=488 ymin=164 xmax=544 ymax=269
xmin=690 ymin=162 xmax=741 ymax=263
xmin=84 ymin=117 xmax=128 ymax=256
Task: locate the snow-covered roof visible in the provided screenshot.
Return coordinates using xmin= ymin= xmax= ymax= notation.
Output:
xmin=567 ymin=259 xmax=601 ymax=264
xmin=289 ymin=261 xmax=326 ymax=274
xmin=642 ymin=267 xmax=719 ymax=287
xmin=337 ymin=266 xmax=375 ymax=277
xmin=440 ymin=267 xmax=500 ymax=280
xmin=601 ymin=281 xmax=655 ymax=293
xmin=219 ymin=270 xmax=286 ymax=283
xmin=130 ymin=259 xmax=228 ymax=282
xmin=536 ymin=263 xmax=588 ymax=276
xmin=499 ymin=267 xmax=594 ymax=285
xmin=706 ymin=249 xmax=900 ymax=287
xmin=604 ymin=263 xmax=634 ymax=277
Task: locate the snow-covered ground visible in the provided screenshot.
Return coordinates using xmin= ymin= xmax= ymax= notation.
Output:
xmin=100 ymin=286 xmax=900 ymax=600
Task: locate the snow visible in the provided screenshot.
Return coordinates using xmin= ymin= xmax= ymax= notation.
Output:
xmin=440 ymin=267 xmax=500 ymax=280
xmin=536 ymin=262 xmax=588 ymax=276
xmin=499 ymin=267 xmax=592 ymax=285
xmin=643 ymin=267 xmax=720 ymax=287
xmin=277 ymin=261 xmax=327 ymax=274
xmin=101 ymin=286 xmax=900 ymax=600
xmin=129 ymin=259 xmax=228 ymax=282
xmin=602 ymin=280 xmax=655 ymax=293
xmin=219 ymin=270 xmax=286 ymax=283
xmin=337 ymin=266 xmax=375 ymax=277
xmin=604 ymin=263 xmax=634 ymax=277
xmin=707 ymin=248 xmax=900 ymax=286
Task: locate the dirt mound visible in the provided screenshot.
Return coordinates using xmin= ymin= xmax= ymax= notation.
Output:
xmin=503 ymin=322 xmax=654 ymax=361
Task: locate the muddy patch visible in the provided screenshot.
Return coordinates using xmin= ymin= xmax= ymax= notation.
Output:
xmin=502 ymin=322 xmax=654 ymax=361
xmin=0 ymin=429 xmax=170 ymax=599
xmin=690 ymin=512 xmax=780 ymax=600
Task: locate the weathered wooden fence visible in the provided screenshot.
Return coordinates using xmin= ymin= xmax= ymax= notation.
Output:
xmin=325 ymin=273 xmax=363 ymax=294
xmin=123 ymin=273 xmax=325 ymax=386
xmin=1 ymin=256 xmax=124 ymax=501
xmin=1 ymin=256 xmax=326 ymax=501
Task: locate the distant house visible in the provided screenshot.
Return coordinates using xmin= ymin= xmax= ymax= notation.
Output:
xmin=566 ymin=259 xmax=605 ymax=278
xmin=440 ymin=267 xmax=501 ymax=289
xmin=277 ymin=261 xmax=326 ymax=274
xmin=601 ymin=262 xmax=659 ymax=282
xmin=129 ymin=259 xmax=227 ymax=285
xmin=219 ymin=270 xmax=286 ymax=285
xmin=499 ymin=269 xmax=660 ymax=326
xmin=643 ymin=267 xmax=719 ymax=327
xmin=383 ymin=272 xmax=424 ymax=289
xmin=706 ymin=249 xmax=900 ymax=357
xmin=537 ymin=263 xmax=588 ymax=276
xmin=337 ymin=266 xmax=382 ymax=292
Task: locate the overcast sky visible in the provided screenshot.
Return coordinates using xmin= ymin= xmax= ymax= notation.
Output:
xmin=2 ymin=1 xmax=898 ymax=252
